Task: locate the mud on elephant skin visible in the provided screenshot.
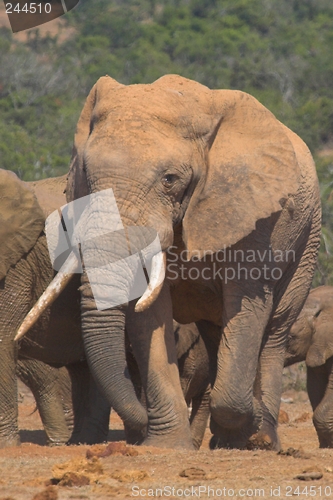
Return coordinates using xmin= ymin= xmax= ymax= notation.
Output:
xmin=285 ymin=285 xmax=333 ymax=448
xmin=0 ymin=170 xmax=110 ymax=448
xmin=21 ymin=75 xmax=321 ymax=450
xmin=125 ymin=321 xmax=211 ymax=450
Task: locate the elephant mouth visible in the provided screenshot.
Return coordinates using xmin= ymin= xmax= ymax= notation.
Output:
xmin=14 ymin=248 xmax=167 ymax=341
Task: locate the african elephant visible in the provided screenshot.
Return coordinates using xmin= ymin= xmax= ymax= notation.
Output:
xmin=285 ymin=285 xmax=333 ymax=448
xmin=20 ymin=75 xmax=321 ymax=450
xmin=0 ymin=170 xmax=110 ymax=448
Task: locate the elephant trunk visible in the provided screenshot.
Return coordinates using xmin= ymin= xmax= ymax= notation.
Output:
xmin=80 ymin=274 xmax=147 ymax=430
xmin=77 ymin=213 xmax=155 ymax=431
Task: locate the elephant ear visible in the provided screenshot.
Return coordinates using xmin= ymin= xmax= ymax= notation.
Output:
xmin=0 ymin=169 xmax=44 ymax=281
xmin=174 ymin=321 xmax=200 ymax=359
xmin=66 ymin=76 xmax=123 ymax=202
xmin=183 ymin=89 xmax=302 ymax=255
xmin=305 ymin=308 xmax=333 ymax=368
xmin=306 ymin=320 xmax=333 ymax=368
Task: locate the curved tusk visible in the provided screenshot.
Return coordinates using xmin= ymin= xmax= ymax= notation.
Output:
xmin=135 ymin=252 xmax=166 ymax=313
xmin=14 ymin=252 xmax=79 ymax=342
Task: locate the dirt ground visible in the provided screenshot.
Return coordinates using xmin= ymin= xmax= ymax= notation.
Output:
xmin=1 ymin=380 xmax=333 ymax=500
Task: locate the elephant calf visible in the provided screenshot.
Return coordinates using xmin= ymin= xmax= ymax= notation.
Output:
xmin=285 ymin=285 xmax=333 ymax=448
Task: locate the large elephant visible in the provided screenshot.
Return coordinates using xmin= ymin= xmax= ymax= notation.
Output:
xmin=285 ymin=285 xmax=333 ymax=448
xmin=20 ymin=75 xmax=321 ymax=450
xmin=0 ymin=170 xmax=110 ymax=448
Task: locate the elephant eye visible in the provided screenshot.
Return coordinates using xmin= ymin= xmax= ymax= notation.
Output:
xmin=162 ymin=173 xmax=178 ymax=189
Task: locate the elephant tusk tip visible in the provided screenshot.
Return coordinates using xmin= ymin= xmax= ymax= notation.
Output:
xmin=134 ymin=280 xmax=164 ymax=313
xmin=14 ymin=326 xmax=27 ymax=342
xmin=134 ymin=252 xmax=166 ymax=313
xmin=134 ymin=300 xmax=146 ymax=313
xmin=14 ymin=316 xmax=36 ymax=341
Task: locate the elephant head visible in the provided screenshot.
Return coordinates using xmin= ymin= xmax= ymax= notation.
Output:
xmin=305 ymin=286 xmax=333 ymax=368
xmin=285 ymin=286 xmax=333 ymax=368
xmin=0 ymin=169 xmax=45 ymax=282
xmin=16 ymin=75 xmax=304 ymax=442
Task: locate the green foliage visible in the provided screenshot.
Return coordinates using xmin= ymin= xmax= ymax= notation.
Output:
xmin=313 ymin=155 xmax=333 ymax=286
xmin=283 ymin=363 xmax=307 ymax=392
xmin=1 ymin=0 xmax=333 ymax=281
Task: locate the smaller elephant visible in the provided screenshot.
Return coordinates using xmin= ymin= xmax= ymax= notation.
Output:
xmin=0 ymin=170 xmax=110 ymax=448
xmin=285 ymin=285 xmax=333 ymax=447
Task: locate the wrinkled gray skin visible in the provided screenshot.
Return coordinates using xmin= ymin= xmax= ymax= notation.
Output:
xmin=0 ymin=171 xmax=110 ymax=448
xmin=285 ymin=286 xmax=333 ymax=448
xmin=16 ymin=360 xmax=74 ymax=445
xmin=37 ymin=75 xmax=321 ymax=450
xmin=174 ymin=322 xmax=210 ymax=449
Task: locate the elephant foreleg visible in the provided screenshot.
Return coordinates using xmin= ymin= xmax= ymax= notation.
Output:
xmin=67 ymin=361 xmax=111 ymax=445
xmin=248 ymin=340 xmax=285 ymax=451
xmin=210 ymin=282 xmax=273 ymax=449
xmin=308 ymin=360 xmax=333 ymax=448
xmin=124 ymin=344 xmax=147 ymax=445
xmin=16 ymin=358 xmax=71 ymax=446
xmin=189 ymin=385 xmax=211 ymax=450
xmin=126 ymin=284 xmax=194 ymax=450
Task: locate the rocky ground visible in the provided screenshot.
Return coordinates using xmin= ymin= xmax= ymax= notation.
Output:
xmin=1 ymin=371 xmax=333 ymax=500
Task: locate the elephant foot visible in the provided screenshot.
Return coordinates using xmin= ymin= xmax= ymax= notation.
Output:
xmin=317 ymin=433 xmax=333 ymax=448
xmin=143 ymin=433 xmax=194 ymax=450
xmin=247 ymin=405 xmax=280 ymax=451
xmin=209 ymin=416 xmax=255 ymax=449
xmin=124 ymin=424 xmax=146 ymax=446
xmin=47 ymin=438 xmax=70 ymax=447
xmin=247 ymin=428 xmax=280 ymax=451
xmin=0 ymin=435 xmax=21 ymax=448
xmin=313 ymin=415 xmax=333 ymax=448
xmin=69 ymin=433 xmax=108 ymax=446
xmin=209 ymin=434 xmax=247 ymax=450
xmin=319 ymin=441 xmax=333 ymax=448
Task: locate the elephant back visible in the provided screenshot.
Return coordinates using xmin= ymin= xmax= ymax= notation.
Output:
xmin=27 ymin=175 xmax=67 ymax=218
xmin=0 ymin=169 xmax=44 ymax=281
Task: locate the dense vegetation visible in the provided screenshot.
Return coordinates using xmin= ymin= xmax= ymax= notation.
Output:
xmin=1 ymin=0 xmax=333 ymax=282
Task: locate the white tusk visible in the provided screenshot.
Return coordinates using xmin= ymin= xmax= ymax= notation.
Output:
xmin=135 ymin=252 xmax=166 ymax=313
xmin=14 ymin=252 xmax=79 ymax=341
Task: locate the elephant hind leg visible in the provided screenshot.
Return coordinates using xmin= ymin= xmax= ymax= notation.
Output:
xmin=251 ymin=220 xmax=320 ymax=451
